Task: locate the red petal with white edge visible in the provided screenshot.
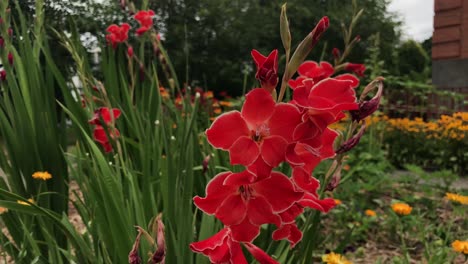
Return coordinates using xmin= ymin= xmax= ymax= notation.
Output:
xmin=285 ymin=143 xmax=305 ymax=166
xmin=241 ymin=88 xmax=275 ymax=126
xmin=251 ymin=49 xmax=267 ymax=67
xmin=247 ymin=196 xmax=282 ymax=227
xmin=299 ymin=193 xmax=336 ymax=212
xmin=261 ymin=136 xmax=288 ymax=167
xmin=253 ymin=172 xmax=304 ymax=212
xmin=279 ymin=203 xmax=304 ymax=223
xmin=293 ymin=119 xmax=321 ymax=141
xmin=292 ymin=79 xmax=314 ymax=107
xmin=247 ymin=157 xmax=272 ymax=182
xmin=93 ymin=127 xmax=108 ymax=143
xmin=228 ymin=240 xmax=248 ymax=264
xmin=216 ymin=194 xmax=247 ymax=225
xmin=244 ymin=243 xmax=280 ymax=264
xmin=335 ymin=73 xmax=360 ymax=88
xmin=229 ymin=136 xmax=260 ymax=166
xmin=193 ymin=172 xmax=237 ymax=214
xmin=297 ymin=61 xmax=319 ymax=76
xmin=223 ymin=170 xmax=256 ymax=186
xmin=292 ymin=167 xmax=320 ymax=193
xmin=229 ymin=218 xmax=261 ymax=242
xmin=307 ymin=78 xmax=358 ymax=111
xmin=206 ymin=111 xmax=249 ymax=150
xmin=318 ymin=128 xmax=338 ymax=159
xmin=272 ymin=223 xmax=303 ymax=248
xmin=190 ymin=228 xmax=229 ymax=252
xmin=268 ymin=103 xmax=302 ymax=142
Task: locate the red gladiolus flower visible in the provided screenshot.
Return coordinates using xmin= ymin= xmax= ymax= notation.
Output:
xmin=190 ymin=228 xmax=248 ymax=264
xmin=345 ymin=63 xmax=366 ymax=77
xmin=106 ymin=23 xmax=130 ymax=49
xmin=243 ymin=243 xmax=280 ymax=264
xmin=206 ymin=88 xmax=301 ymax=178
xmin=296 ymin=61 xmax=334 ymax=83
xmin=193 ymin=171 xmax=303 ymax=242
xmin=93 ymin=126 xmax=120 ymax=153
xmin=251 ymin=49 xmax=279 ymax=93
xmin=88 ymin=107 xmax=122 ymax=126
xmin=134 ymin=10 xmax=155 ymax=36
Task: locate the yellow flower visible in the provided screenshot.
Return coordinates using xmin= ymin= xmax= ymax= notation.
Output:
xmin=17 ymin=198 xmax=34 ymax=206
xmin=452 ymin=240 xmax=468 ymax=254
xmin=365 ymin=209 xmax=376 ymax=217
xmin=334 ymin=199 xmax=342 ymax=205
xmin=0 ymin=207 xmax=8 ymax=214
xmin=391 ymin=203 xmax=412 ymax=215
xmin=32 ymin=171 xmax=52 ymax=181
xmin=445 ymin=192 xmax=468 ymax=205
xmin=322 ymin=252 xmax=352 ymax=264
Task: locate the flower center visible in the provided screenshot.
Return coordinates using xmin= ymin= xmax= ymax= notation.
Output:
xmin=251 ymin=124 xmax=270 ymax=142
xmin=239 ymin=185 xmax=254 ymax=201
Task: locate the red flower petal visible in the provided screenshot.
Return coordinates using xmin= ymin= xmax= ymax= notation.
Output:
xmin=292 ymin=167 xmax=320 ymax=193
xmin=206 ymin=111 xmax=249 ymax=150
xmin=272 ymin=223 xmax=303 ymax=248
xmin=244 ymin=243 xmax=280 ymax=264
xmin=246 ymin=157 xmax=272 ymax=182
xmin=268 ymin=103 xmax=302 ymax=142
xmin=251 ymin=49 xmax=267 ymax=68
xmin=261 ymin=136 xmax=287 ymax=167
xmin=190 ymin=228 xmax=229 ymax=252
xmin=223 ymin=170 xmax=256 ymax=186
xmin=307 ymin=78 xmax=358 ymax=111
xmin=229 ymin=218 xmax=261 ymax=242
xmin=216 ymin=194 xmax=247 ymax=225
xmin=229 ymin=136 xmax=259 ymax=166
xmin=279 ymin=203 xmax=304 ymax=224
xmin=246 ymin=196 xmax=282 ymax=227
xmin=228 ymin=240 xmax=248 ymax=264
xmin=299 ymin=194 xmax=336 ymax=212
xmin=253 ymin=172 xmax=304 ymax=212
xmin=335 ymin=73 xmax=360 ymax=88
xmin=241 ymin=88 xmax=275 ymax=126
xmin=193 ymin=172 xmax=237 ymax=214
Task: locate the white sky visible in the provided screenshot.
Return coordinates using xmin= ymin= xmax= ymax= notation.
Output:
xmin=388 ymin=0 xmax=434 ymax=41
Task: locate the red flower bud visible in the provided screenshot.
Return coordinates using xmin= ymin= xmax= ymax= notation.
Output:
xmin=127 ymin=46 xmax=134 ymax=58
xmin=326 ymin=166 xmax=342 ymax=191
xmin=336 ymin=124 xmax=366 ymax=154
xmin=202 ymin=155 xmax=211 ymax=174
xmin=251 ymin=49 xmax=279 ymax=93
xmin=7 ymin=52 xmax=13 ymax=65
xmin=311 ymin=16 xmax=329 ymax=47
xmin=332 ymin=48 xmax=341 ymax=60
xmin=7 ymin=28 xmax=12 ymax=37
xmin=0 ymin=70 xmax=6 ymax=81
xmin=345 ymin=63 xmax=366 ymax=77
xmin=150 ymin=214 xmax=166 ymax=264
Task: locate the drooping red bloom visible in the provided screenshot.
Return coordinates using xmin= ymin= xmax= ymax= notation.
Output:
xmin=89 ymin=107 xmax=121 ymax=153
xmin=106 ymin=23 xmax=130 ymax=49
xmin=345 ymin=63 xmax=366 ymax=77
xmin=251 ymin=49 xmax=279 ymax=93
xmin=134 ymin=10 xmax=155 ymax=36
xmin=193 ymin=171 xmax=303 ymax=242
xmin=88 ymin=107 xmax=122 ymax=126
xmin=206 ymin=88 xmax=301 ymax=179
xmin=190 ymin=228 xmax=248 ymax=264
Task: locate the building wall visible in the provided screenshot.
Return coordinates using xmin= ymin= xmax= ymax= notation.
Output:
xmin=433 ymin=0 xmax=468 ymax=88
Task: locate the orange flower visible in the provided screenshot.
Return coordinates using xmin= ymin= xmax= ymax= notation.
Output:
xmin=452 ymin=240 xmax=468 ymax=254
xmin=334 ymin=199 xmax=342 ymax=205
xmin=391 ymin=203 xmax=412 ymax=215
xmin=365 ymin=209 xmax=376 ymax=217
xmin=32 ymin=171 xmax=52 ymax=181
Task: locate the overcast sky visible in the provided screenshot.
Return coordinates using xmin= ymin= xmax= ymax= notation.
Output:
xmin=388 ymin=0 xmax=434 ymax=41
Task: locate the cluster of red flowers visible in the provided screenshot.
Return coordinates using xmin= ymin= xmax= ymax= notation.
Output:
xmin=88 ymin=107 xmax=121 ymax=152
xmin=106 ymin=9 xmax=155 ymax=48
xmin=190 ymin=16 xmax=373 ymax=263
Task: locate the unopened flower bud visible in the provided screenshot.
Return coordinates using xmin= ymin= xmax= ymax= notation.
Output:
xmin=128 ymin=229 xmax=142 ymax=264
xmin=127 ymin=46 xmax=134 ymax=58
xmin=0 ymin=70 xmax=6 ymax=81
xmin=332 ymin=48 xmax=341 ymax=60
xmin=280 ymin=4 xmax=291 ymax=52
xmin=202 ymin=155 xmax=211 ymax=174
xmin=336 ymin=124 xmax=366 ymax=154
xmin=7 ymin=52 xmax=13 ymax=65
xmin=311 ymin=16 xmax=329 ymax=47
xmin=7 ymin=28 xmax=12 ymax=37
xmin=150 ymin=214 xmax=166 ymax=264
xmin=326 ymin=166 xmax=342 ymax=191
xmin=354 ymin=35 xmax=361 ymax=42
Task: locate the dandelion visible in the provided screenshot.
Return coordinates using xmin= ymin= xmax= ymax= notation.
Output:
xmin=445 ymin=192 xmax=468 ymax=205
xmin=0 ymin=207 xmax=8 ymax=214
xmin=32 ymin=171 xmax=52 ymax=181
xmin=17 ymin=199 xmax=34 ymax=206
xmin=391 ymin=203 xmax=412 ymax=215
xmin=365 ymin=209 xmax=376 ymax=217
xmin=452 ymin=240 xmax=468 ymax=255
xmin=322 ymin=252 xmax=352 ymax=264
